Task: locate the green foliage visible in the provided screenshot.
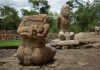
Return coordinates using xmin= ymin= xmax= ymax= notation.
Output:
xmin=0 ymin=40 xmax=21 ymax=46
xmin=29 ymin=0 xmax=50 ymax=14
xmin=21 ymin=9 xmax=39 ymax=16
xmin=48 ymin=12 xmax=58 ymax=33
xmin=67 ymin=0 xmax=100 ymax=33
xmin=0 ymin=6 xmax=21 ymax=30
xmin=0 ymin=0 xmax=99 ymax=33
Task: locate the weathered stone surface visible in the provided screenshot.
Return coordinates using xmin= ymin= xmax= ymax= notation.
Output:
xmin=57 ymin=4 xmax=70 ymax=31
xmin=48 ymin=32 xmax=100 ymax=49
xmin=56 ymin=4 xmax=75 ymax=42
xmin=17 ymin=14 xmax=56 ymax=65
xmin=70 ymin=32 xmax=75 ymax=40
xmin=50 ymin=39 xmax=79 ymax=46
xmin=93 ymin=42 xmax=100 ymax=48
xmin=49 ymin=4 xmax=75 ymax=49
xmin=75 ymin=32 xmax=100 ymax=48
xmin=74 ymin=32 xmax=100 ymax=42
xmin=58 ymin=31 xmax=70 ymax=40
xmin=1 ymin=49 xmax=100 ymax=70
xmin=78 ymin=44 xmax=93 ymax=49
xmin=57 ymin=4 xmax=71 ymax=40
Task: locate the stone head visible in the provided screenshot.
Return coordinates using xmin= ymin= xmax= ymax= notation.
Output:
xmin=60 ymin=4 xmax=70 ymax=17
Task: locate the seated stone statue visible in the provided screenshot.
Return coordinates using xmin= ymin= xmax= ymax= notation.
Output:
xmin=57 ymin=4 xmax=75 ymax=40
xmin=17 ymin=14 xmax=56 ymax=65
xmin=50 ymin=4 xmax=77 ymax=49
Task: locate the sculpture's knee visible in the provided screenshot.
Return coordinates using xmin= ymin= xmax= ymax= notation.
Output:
xmin=58 ymin=31 xmax=66 ymax=40
xmin=95 ymin=27 xmax=100 ymax=35
xmin=45 ymin=46 xmax=56 ymax=61
xmin=70 ymin=32 xmax=75 ymax=40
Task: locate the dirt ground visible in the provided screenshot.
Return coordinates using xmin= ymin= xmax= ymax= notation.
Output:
xmin=0 ymin=32 xmax=100 ymax=70
xmin=0 ymin=49 xmax=100 ymax=70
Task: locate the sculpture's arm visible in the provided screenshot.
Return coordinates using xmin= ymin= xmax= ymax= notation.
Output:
xmin=17 ymin=22 xmax=26 ymax=33
xmin=37 ymin=24 xmax=49 ymax=38
xmin=57 ymin=16 xmax=61 ymax=29
xmin=17 ymin=23 xmax=33 ymax=37
xmin=17 ymin=27 xmax=29 ymax=33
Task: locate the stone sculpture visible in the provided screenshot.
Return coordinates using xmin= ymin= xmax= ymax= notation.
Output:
xmin=57 ymin=4 xmax=70 ymax=32
xmin=57 ymin=4 xmax=75 ymax=40
xmin=17 ymin=14 xmax=56 ymax=65
xmin=94 ymin=26 xmax=100 ymax=35
xmin=50 ymin=4 xmax=76 ymax=49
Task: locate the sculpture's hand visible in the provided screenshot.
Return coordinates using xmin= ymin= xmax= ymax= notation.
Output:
xmin=31 ymin=25 xmax=38 ymax=37
xmin=17 ymin=25 xmax=34 ymax=37
xmin=37 ymin=24 xmax=49 ymax=38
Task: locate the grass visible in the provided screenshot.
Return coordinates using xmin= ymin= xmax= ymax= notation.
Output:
xmin=0 ymin=40 xmax=21 ymax=47
xmin=48 ymin=32 xmax=58 ymax=36
xmin=0 ymin=33 xmax=57 ymax=47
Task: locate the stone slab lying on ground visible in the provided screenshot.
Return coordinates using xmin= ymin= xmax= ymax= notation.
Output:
xmin=74 ymin=32 xmax=100 ymax=42
xmin=50 ymin=39 xmax=80 ymax=46
xmin=74 ymin=32 xmax=100 ymax=48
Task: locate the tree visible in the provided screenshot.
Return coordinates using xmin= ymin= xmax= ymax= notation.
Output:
xmin=75 ymin=0 xmax=100 ymax=32
xmin=21 ymin=9 xmax=39 ymax=16
xmin=0 ymin=6 xmax=21 ymax=30
xmin=29 ymin=0 xmax=50 ymax=14
xmin=48 ymin=12 xmax=58 ymax=33
xmin=66 ymin=0 xmax=100 ymax=32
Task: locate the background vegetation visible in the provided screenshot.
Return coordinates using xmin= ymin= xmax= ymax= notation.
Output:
xmin=0 ymin=0 xmax=100 ymax=33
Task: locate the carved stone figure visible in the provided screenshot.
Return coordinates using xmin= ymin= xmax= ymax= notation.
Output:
xmin=50 ymin=4 xmax=76 ymax=49
xmin=57 ymin=4 xmax=75 ymax=40
xmin=95 ymin=26 xmax=100 ymax=35
xmin=17 ymin=14 xmax=56 ymax=65
xmin=57 ymin=4 xmax=70 ymax=31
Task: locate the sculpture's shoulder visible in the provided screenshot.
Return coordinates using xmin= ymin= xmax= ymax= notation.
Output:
xmin=57 ymin=15 xmax=61 ymax=21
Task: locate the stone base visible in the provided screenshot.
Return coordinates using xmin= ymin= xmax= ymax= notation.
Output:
xmin=50 ymin=39 xmax=79 ymax=49
xmin=17 ymin=45 xmax=56 ymax=65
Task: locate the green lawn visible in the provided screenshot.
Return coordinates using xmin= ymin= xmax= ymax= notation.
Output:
xmin=0 ymin=33 xmax=57 ymax=47
xmin=0 ymin=40 xmax=21 ymax=46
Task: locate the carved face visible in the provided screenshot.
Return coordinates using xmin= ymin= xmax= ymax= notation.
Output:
xmin=61 ymin=4 xmax=69 ymax=17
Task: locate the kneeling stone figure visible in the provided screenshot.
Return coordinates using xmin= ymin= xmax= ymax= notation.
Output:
xmin=17 ymin=14 xmax=56 ymax=65
xmin=95 ymin=26 xmax=100 ymax=35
